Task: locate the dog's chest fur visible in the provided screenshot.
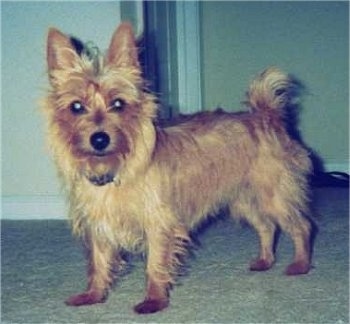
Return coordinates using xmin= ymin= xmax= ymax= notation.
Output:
xmin=69 ymin=179 xmax=150 ymax=251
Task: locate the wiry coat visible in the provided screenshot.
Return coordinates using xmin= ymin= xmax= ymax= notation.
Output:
xmin=43 ymin=22 xmax=312 ymax=314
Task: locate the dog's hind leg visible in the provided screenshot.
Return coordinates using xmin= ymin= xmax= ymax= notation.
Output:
xmin=230 ymin=197 xmax=277 ymax=271
xmin=278 ymin=212 xmax=311 ymax=275
xmin=248 ymin=216 xmax=277 ymax=271
xmin=254 ymin=184 xmax=311 ymax=275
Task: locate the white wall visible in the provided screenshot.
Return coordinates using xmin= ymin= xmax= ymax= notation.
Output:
xmin=2 ymin=2 xmax=127 ymax=218
xmin=2 ymin=2 xmax=123 ymax=197
xmin=200 ymin=2 xmax=349 ymax=172
xmin=2 ymin=2 xmax=348 ymax=219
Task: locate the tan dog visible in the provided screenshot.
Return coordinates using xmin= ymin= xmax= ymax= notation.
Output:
xmin=43 ymin=22 xmax=312 ymax=314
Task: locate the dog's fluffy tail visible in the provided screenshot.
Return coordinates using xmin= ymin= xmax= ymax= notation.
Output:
xmin=246 ymin=67 xmax=300 ymax=113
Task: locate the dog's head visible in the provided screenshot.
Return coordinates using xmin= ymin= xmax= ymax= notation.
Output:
xmin=45 ymin=23 xmax=157 ymax=186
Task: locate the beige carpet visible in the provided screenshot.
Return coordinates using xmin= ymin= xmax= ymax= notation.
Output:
xmin=1 ymin=188 xmax=348 ymax=323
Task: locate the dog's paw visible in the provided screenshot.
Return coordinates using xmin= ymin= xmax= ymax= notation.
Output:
xmin=285 ymin=261 xmax=311 ymax=275
xmin=65 ymin=291 xmax=106 ymax=306
xmin=249 ymin=258 xmax=274 ymax=271
xmin=133 ymin=299 xmax=169 ymax=314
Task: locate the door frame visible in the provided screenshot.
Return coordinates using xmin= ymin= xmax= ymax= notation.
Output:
xmin=175 ymin=1 xmax=202 ymax=114
xmin=144 ymin=1 xmax=202 ymax=116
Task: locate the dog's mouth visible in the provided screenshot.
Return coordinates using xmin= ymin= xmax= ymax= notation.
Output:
xmin=86 ymin=149 xmax=115 ymax=158
xmin=87 ymin=172 xmax=119 ymax=186
xmin=83 ymin=162 xmax=120 ymax=186
xmin=80 ymin=151 xmax=120 ymax=186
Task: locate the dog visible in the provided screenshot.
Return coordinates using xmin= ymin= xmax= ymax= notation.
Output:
xmin=43 ymin=22 xmax=312 ymax=314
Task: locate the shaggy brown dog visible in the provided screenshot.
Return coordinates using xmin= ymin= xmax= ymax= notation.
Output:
xmin=43 ymin=22 xmax=312 ymax=314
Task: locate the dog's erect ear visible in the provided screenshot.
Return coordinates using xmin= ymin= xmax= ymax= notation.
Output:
xmin=47 ymin=28 xmax=79 ymax=71
xmin=107 ymin=22 xmax=139 ymax=68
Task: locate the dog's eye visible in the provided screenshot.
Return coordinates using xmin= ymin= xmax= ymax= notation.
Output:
xmin=110 ymin=98 xmax=125 ymax=112
xmin=70 ymin=101 xmax=86 ymax=115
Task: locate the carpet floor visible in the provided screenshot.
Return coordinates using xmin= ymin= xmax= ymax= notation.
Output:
xmin=1 ymin=188 xmax=349 ymax=323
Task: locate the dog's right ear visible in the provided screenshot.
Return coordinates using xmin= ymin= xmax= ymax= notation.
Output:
xmin=107 ymin=22 xmax=140 ymax=69
xmin=47 ymin=28 xmax=79 ymax=71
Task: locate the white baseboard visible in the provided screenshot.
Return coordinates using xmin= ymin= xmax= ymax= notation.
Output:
xmin=1 ymin=162 xmax=348 ymax=220
xmin=1 ymin=196 xmax=67 ymax=220
xmin=324 ymin=163 xmax=349 ymax=173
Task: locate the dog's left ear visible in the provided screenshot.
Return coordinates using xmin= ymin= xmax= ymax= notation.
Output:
xmin=107 ymin=22 xmax=140 ymax=69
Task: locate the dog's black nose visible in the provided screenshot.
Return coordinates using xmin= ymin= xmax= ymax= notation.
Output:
xmin=90 ymin=131 xmax=110 ymax=151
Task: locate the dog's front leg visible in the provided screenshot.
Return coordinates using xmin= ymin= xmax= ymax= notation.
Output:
xmin=65 ymin=233 xmax=114 ymax=306
xmin=134 ymin=224 xmax=174 ymax=314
